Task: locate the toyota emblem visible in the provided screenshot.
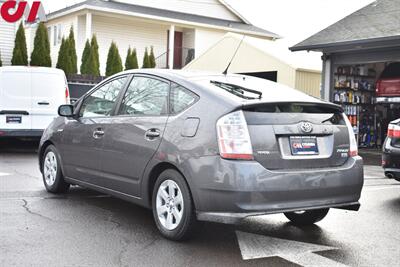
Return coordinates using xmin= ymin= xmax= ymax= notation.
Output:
xmin=300 ymin=122 xmax=313 ymax=133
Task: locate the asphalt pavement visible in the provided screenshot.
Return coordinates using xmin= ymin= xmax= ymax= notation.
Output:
xmin=1 ymin=139 xmax=399 ymax=267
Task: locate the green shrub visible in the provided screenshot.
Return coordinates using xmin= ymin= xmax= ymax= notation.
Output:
xmin=67 ymin=27 xmax=77 ymax=74
xmin=30 ymin=22 xmax=51 ymax=67
xmin=11 ymin=23 xmax=28 ymax=66
xmin=142 ymin=47 xmax=151 ymax=68
xmin=85 ymin=35 xmax=100 ymax=76
xmin=56 ymin=37 xmax=67 ymax=72
xmin=131 ymin=48 xmax=139 ymax=69
xmin=149 ymin=46 xmax=156 ymax=68
xmin=80 ymin=39 xmax=91 ymax=74
xmin=106 ymin=41 xmax=123 ymax=76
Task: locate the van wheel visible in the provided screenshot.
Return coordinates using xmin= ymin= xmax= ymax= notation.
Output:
xmin=152 ymin=169 xmax=200 ymax=241
xmin=284 ymin=209 xmax=329 ymax=225
xmin=42 ymin=145 xmax=70 ymax=193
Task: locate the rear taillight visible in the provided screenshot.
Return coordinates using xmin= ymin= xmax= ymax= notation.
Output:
xmin=65 ymin=87 xmax=70 ymax=104
xmin=343 ymin=113 xmax=358 ymax=157
xmin=216 ymin=110 xmax=253 ymax=160
xmin=387 ymin=124 xmax=400 ymax=138
xmin=376 ymin=81 xmax=380 ymax=94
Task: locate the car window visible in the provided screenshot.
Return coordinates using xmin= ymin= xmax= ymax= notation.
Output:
xmin=170 ymin=83 xmax=198 ymax=114
xmin=80 ymin=76 xmax=128 ymax=118
xmin=380 ymin=62 xmax=400 ymax=79
xmin=119 ymin=76 xmax=169 ymax=116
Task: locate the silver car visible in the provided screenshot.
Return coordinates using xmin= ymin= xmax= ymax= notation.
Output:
xmin=39 ymin=70 xmax=364 ymax=240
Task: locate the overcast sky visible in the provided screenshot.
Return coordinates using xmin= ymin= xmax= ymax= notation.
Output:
xmin=30 ymin=0 xmax=374 ymax=70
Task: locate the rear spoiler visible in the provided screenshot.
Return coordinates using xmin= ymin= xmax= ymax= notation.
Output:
xmin=241 ymin=101 xmax=344 ymax=113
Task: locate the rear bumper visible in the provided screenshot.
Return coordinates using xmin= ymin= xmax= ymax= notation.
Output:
xmin=197 ymin=202 xmax=361 ymax=224
xmin=0 ymin=129 xmax=43 ymax=137
xmin=188 ymin=156 xmax=364 ymax=221
xmin=382 ymin=146 xmax=400 ymax=181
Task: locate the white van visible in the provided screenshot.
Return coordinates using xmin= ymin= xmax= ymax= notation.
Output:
xmin=0 ymin=66 xmax=69 ymax=138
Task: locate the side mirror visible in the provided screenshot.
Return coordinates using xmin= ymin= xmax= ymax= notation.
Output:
xmin=58 ymin=104 xmax=74 ymax=117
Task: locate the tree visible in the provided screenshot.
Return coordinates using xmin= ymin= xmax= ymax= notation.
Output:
xmin=131 ymin=48 xmax=139 ymax=69
xmin=125 ymin=47 xmax=133 ymax=70
xmin=80 ymin=39 xmax=91 ymax=74
xmin=125 ymin=47 xmax=139 ymax=70
xmin=66 ymin=27 xmax=77 ymax=74
xmin=149 ymin=46 xmax=156 ymax=68
xmin=84 ymin=35 xmax=100 ymax=76
xmin=30 ymin=22 xmax=51 ymax=67
xmin=56 ymin=37 xmax=68 ymax=72
xmin=105 ymin=41 xmax=123 ymax=76
xmin=11 ymin=22 xmax=28 ymax=66
xmin=142 ymin=47 xmax=151 ymax=68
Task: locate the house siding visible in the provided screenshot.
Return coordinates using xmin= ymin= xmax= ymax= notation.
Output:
xmin=92 ymin=15 xmax=169 ymax=75
xmin=42 ymin=14 xmax=79 ymax=68
xmin=0 ymin=19 xmax=16 ymax=66
xmin=194 ymin=28 xmax=225 ymax=57
xmin=295 ymin=70 xmax=321 ymax=98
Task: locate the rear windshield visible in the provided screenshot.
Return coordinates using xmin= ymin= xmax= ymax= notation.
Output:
xmin=244 ymin=103 xmax=341 ymax=114
xmin=380 ymin=62 xmax=400 ymax=79
xmin=243 ymin=103 xmax=345 ymax=125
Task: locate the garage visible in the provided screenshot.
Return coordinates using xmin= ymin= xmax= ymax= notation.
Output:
xmin=290 ymin=0 xmax=400 ymax=164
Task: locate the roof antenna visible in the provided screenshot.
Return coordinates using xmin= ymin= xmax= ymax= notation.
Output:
xmin=223 ymin=35 xmax=245 ymax=75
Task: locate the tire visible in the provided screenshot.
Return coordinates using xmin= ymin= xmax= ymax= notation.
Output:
xmin=42 ymin=145 xmax=70 ymax=193
xmin=152 ymin=169 xmax=200 ymax=241
xmin=284 ymin=208 xmax=329 ymax=226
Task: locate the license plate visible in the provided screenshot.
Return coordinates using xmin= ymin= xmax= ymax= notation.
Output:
xmin=6 ymin=116 xmax=22 ymax=124
xmin=290 ymin=136 xmax=319 ymax=155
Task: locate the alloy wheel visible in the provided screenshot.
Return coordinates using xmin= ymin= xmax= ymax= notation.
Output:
xmin=156 ymin=180 xmax=184 ymax=231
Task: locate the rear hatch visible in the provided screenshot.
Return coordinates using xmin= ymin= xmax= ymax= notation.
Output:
xmin=243 ymin=102 xmax=350 ymax=170
xmin=0 ymin=69 xmax=32 ymax=130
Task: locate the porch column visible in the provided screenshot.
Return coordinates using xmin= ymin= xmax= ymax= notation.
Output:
xmin=168 ymin=25 xmax=175 ymax=69
xmin=321 ymin=54 xmax=332 ymax=101
xmin=85 ymin=12 xmax=92 ymax=41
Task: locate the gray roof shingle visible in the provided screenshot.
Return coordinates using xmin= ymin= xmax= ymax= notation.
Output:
xmin=290 ymin=0 xmax=400 ymax=51
xmin=47 ymin=0 xmax=280 ymax=39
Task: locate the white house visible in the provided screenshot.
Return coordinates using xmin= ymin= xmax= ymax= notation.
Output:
xmin=0 ymin=0 xmax=18 ymax=66
xmin=25 ymin=0 xmax=279 ymax=75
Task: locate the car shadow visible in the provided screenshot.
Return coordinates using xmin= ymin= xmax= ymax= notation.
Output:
xmin=0 ymin=137 xmax=39 ymax=154
xmin=48 ymin=186 xmax=356 ymax=266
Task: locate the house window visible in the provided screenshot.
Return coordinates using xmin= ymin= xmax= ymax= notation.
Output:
xmin=53 ymin=26 xmax=57 ymax=46
xmin=53 ymin=24 xmax=63 ymax=46
xmin=47 ymin=27 xmax=51 ymax=42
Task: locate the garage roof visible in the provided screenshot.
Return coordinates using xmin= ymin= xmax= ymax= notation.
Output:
xmin=46 ymin=0 xmax=280 ymax=40
xmin=290 ymin=0 xmax=400 ymax=52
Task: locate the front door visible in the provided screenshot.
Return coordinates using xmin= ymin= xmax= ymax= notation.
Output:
xmin=60 ymin=76 xmax=129 ymax=183
xmin=99 ymin=75 xmax=170 ymax=197
xmin=167 ymin=31 xmax=183 ymax=69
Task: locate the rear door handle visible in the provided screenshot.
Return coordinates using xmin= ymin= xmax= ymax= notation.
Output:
xmin=38 ymin=102 xmax=50 ymax=106
xmin=145 ymin=129 xmax=161 ymax=140
xmin=93 ymin=128 xmax=105 ymax=139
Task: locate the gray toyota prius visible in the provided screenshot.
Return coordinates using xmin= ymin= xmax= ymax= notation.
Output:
xmin=39 ymin=70 xmax=364 ymax=240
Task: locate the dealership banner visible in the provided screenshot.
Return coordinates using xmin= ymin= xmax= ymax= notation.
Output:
xmin=1 ymin=0 xmax=46 ymax=23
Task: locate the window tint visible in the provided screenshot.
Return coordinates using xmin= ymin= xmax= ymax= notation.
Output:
xmin=119 ymin=76 xmax=169 ymax=116
xmin=80 ymin=76 xmax=128 ymax=117
xmin=170 ymin=83 xmax=198 ymax=114
xmin=381 ymin=62 xmax=400 ymax=79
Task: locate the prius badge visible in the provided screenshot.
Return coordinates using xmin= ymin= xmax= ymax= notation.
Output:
xmin=300 ymin=122 xmax=313 ymax=133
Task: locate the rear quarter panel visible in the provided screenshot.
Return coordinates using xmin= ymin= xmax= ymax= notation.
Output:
xmin=140 ymin=82 xmax=237 ymax=208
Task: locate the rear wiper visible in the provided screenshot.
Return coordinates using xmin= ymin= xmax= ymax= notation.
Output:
xmin=210 ymin=81 xmax=262 ymax=100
